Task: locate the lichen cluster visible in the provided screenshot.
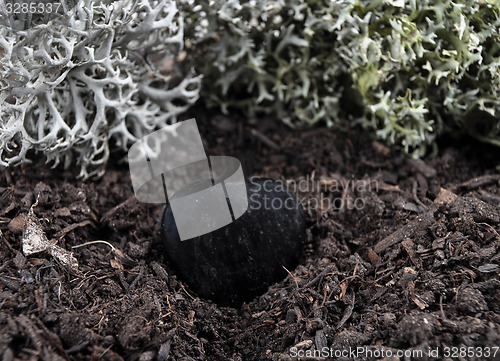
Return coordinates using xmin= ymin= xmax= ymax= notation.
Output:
xmin=182 ymin=0 xmax=500 ymax=156
xmin=1 ymin=0 xmax=499 ymax=177
xmin=0 ymin=0 xmax=200 ymax=178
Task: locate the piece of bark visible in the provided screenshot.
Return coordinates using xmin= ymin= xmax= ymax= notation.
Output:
xmin=373 ymin=188 xmax=456 ymax=253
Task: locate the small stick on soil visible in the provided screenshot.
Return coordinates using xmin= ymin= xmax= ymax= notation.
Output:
xmin=72 ymin=240 xmax=116 ymax=252
xmin=336 ymin=291 xmax=355 ymax=330
xmin=55 ymin=220 xmax=92 ymax=239
xmin=250 ymin=129 xmax=279 ymax=149
xmin=477 ymin=222 xmax=500 ymax=241
xmin=373 ymin=188 xmax=457 ymax=253
xmin=101 ymin=195 xmax=138 ymax=222
xmin=98 ymin=345 xmax=113 ymax=359
xmin=304 ymin=265 xmax=334 ymax=288
xmin=451 ymin=174 xmax=500 ymax=192
xmin=373 ymin=211 xmax=435 ymax=253
xmin=283 ymin=265 xmax=299 ymax=289
xmin=439 ymin=294 xmax=447 ymax=320
xmin=129 ymin=266 xmax=145 ymax=290
xmin=412 ymin=180 xmax=428 ymax=211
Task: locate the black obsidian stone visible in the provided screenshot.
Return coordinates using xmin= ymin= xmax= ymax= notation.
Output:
xmin=161 ymin=178 xmax=306 ymax=306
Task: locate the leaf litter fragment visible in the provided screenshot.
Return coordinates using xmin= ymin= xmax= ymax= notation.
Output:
xmin=22 ymin=202 xmax=78 ymax=272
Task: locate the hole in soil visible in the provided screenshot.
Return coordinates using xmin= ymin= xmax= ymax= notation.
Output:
xmin=161 ymin=178 xmax=307 ymax=306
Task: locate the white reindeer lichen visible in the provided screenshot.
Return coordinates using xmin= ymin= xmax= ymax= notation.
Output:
xmin=0 ymin=0 xmax=201 ymax=178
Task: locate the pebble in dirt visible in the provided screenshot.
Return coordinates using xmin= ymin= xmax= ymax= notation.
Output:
xmin=162 ymin=178 xmax=306 ymax=306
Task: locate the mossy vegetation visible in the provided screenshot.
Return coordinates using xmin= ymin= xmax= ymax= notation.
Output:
xmin=1 ymin=0 xmax=499 ymax=177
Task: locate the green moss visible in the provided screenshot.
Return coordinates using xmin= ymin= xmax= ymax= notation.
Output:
xmin=181 ymin=0 xmax=500 ymax=156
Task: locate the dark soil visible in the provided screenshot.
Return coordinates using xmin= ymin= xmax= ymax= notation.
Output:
xmin=1 ymin=113 xmax=500 ymax=361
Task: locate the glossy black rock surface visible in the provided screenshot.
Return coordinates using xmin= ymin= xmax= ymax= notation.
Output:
xmin=161 ymin=178 xmax=306 ymax=306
